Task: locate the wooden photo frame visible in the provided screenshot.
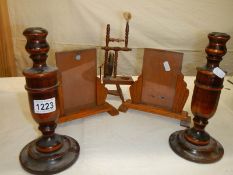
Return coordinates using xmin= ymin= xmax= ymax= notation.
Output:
xmin=56 ymin=48 xmax=118 ymax=123
xmin=119 ymin=48 xmax=190 ymax=127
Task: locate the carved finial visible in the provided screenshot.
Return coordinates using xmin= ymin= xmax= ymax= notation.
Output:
xmin=23 ymin=27 xmax=49 ymax=68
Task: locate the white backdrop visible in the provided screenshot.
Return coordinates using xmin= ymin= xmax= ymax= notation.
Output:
xmin=7 ymin=0 xmax=233 ymax=75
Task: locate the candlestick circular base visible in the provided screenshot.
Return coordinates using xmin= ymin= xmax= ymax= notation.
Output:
xmin=169 ymin=130 xmax=223 ymax=163
xmin=20 ymin=135 xmax=80 ymax=174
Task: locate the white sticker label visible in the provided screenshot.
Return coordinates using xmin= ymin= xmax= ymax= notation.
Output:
xmin=163 ymin=61 xmax=171 ymax=71
xmin=75 ymin=54 xmax=81 ymax=61
xmin=34 ymin=97 xmax=56 ymax=114
xmin=213 ymin=67 xmax=225 ymax=79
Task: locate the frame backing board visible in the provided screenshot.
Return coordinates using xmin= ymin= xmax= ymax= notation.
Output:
xmin=119 ymin=48 xmax=190 ymax=127
xmin=56 ymin=49 xmax=96 ymax=115
xmin=141 ymin=48 xmax=183 ymax=110
xmin=56 ymin=49 xmax=119 ymax=123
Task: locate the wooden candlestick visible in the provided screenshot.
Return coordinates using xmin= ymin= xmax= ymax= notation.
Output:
xmin=169 ymin=32 xmax=230 ymax=163
xmin=19 ymin=27 xmax=80 ymax=174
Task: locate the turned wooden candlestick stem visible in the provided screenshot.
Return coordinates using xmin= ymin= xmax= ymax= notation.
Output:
xmin=169 ymin=32 xmax=230 ymax=163
xmin=19 ymin=27 xmax=80 ymax=174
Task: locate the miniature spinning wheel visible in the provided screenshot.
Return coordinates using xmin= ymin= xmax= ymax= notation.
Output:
xmin=100 ymin=12 xmax=134 ymax=102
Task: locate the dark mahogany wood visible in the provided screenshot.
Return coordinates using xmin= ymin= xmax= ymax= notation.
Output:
xmin=169 ymin=32 xmax=230 ymax=163
xmin=100 ymin=12 xmax=133 ymax=102
xmin=119 ymin=49 xmax=190 ymax=127
xmin=19 ymin=27 xmax=80 ymax=174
